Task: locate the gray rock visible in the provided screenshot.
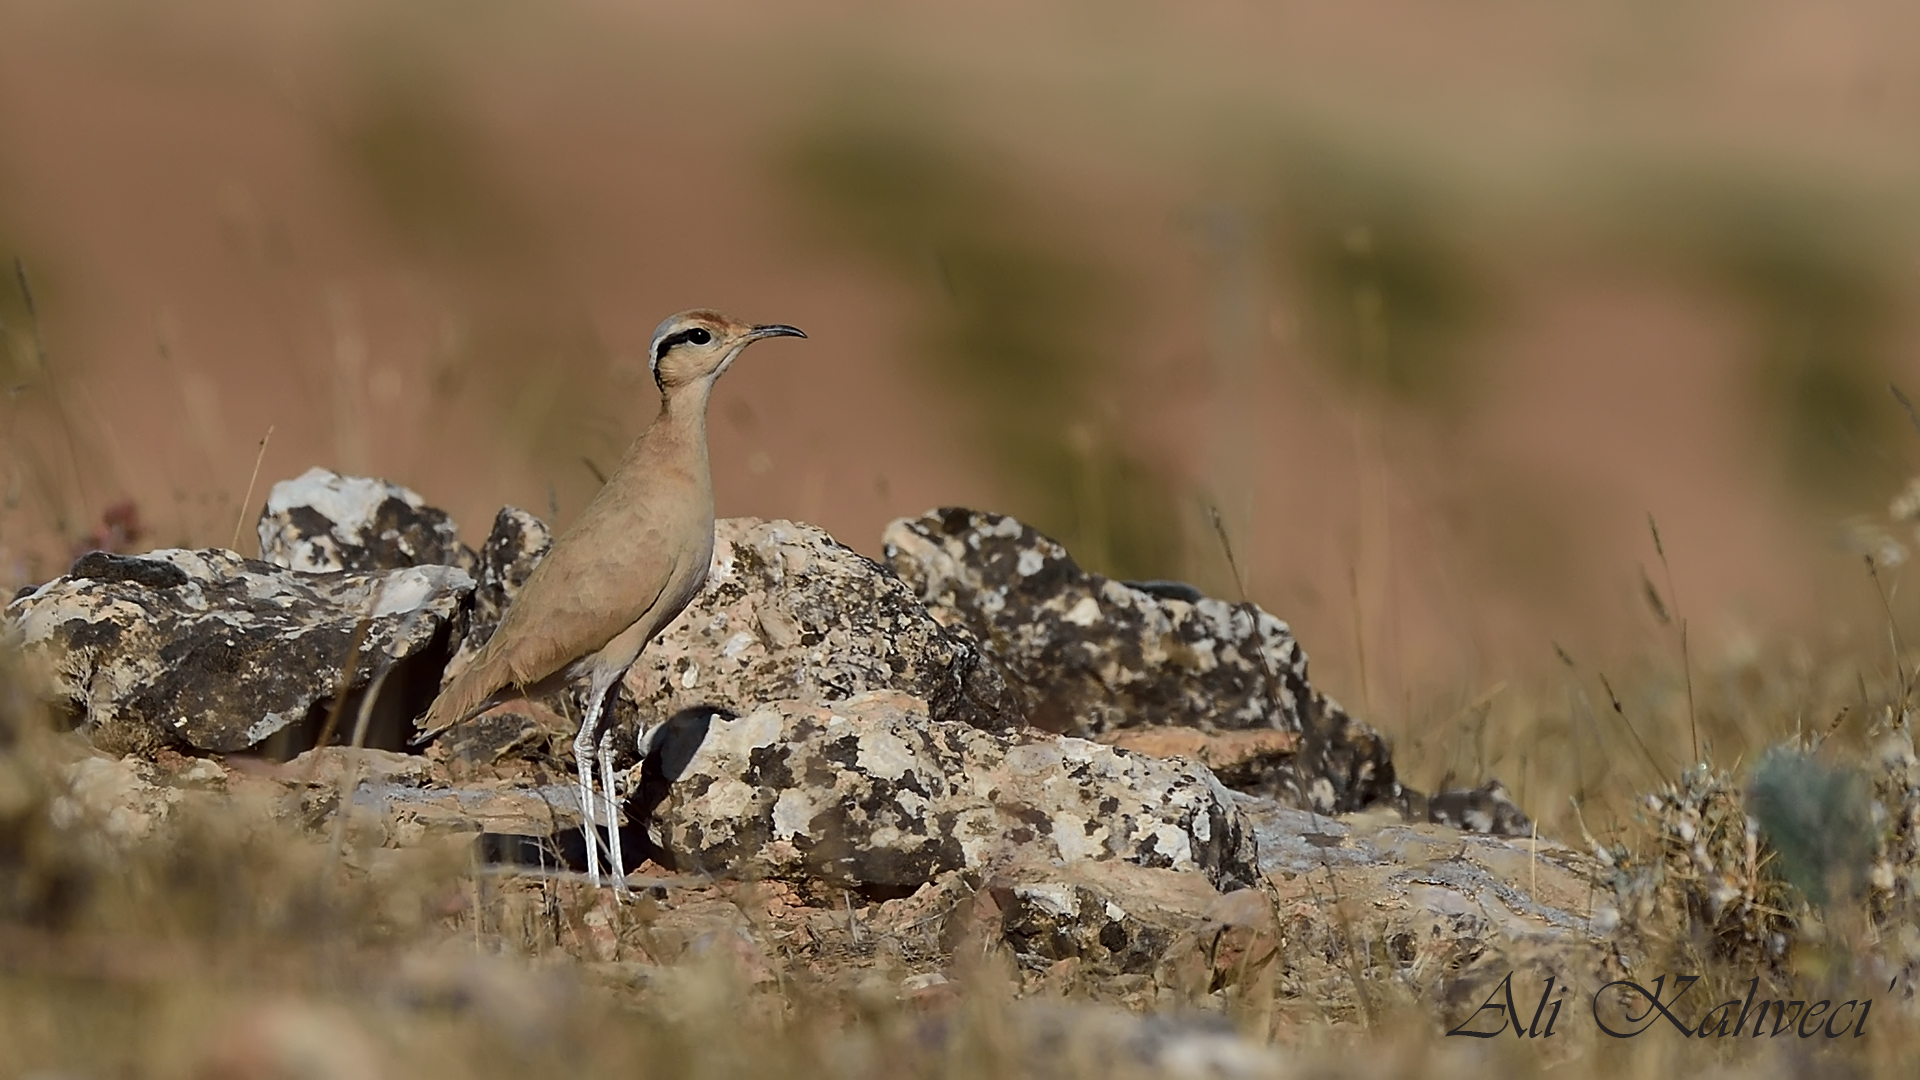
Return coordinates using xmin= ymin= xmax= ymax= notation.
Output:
xmin=882 ymin=508 xmax=1400 ymax=814
xmin=1227 ymin=792 xmax=1623 ymax=1019
xmin=257 ymin=467 xmax=474 ymax=574
xmin=644 ymin=690 xmax=1256 ymax=896
xmin=618 ymin=518 xmax=1023 ymax=735
xmin=1230 ymin=793 xmax=1598 ymax=937
xmin=4 ymin=549 xmax=470 ymax=754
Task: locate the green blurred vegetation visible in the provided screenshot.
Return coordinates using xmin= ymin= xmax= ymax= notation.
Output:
xmin=1750 ymin=747 xmax=1876 ymax=908
xmin=780 ymin=97 xmax=1183 ymax=581
xmin=1690 ymin=183 xmax=1903 ymax=503
xmin=1266 ymin=138 xmax=1487 ymax=408
xmin=1586 ymin=167 xmax=1911 ymax=504
xmin=336 ymin=67 xmax=532 ymax=268
xmin=1261 ymin=133 xmax=1911 ymax=510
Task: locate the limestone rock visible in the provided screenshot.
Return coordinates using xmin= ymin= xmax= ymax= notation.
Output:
xmin=644 ymin=690 xmax=1256 ymax=896
xmin=257 ymin=466 xmax=474 ymax=574
xmin=51 ymin=754 xmax=180 ymax=842
xmin=973 ymin=795 xmax=1616 ymax=1012
xmin=882 ymin=508 xmax=1399 ymax=814
xmin=619 ymin=518 xmax=1023 ymax=734
xmin=4 ymin=549 xmax=470 ymax=754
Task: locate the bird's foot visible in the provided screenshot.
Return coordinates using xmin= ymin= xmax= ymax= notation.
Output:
xmin=572 ymin=727 xmax=604 ymax=887
xmin=599 ymin=726 xmax=629 ymax=896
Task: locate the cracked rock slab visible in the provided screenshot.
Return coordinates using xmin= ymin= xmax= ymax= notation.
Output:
xmin=1233 ymin=793 xmax=1605 ymax=941
xmin=4 ymin=549 xmax=470 ymax=754
xmin=645 ymin=690 xmax=1256 ymax=896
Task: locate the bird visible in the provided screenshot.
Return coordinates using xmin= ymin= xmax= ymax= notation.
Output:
xmin=418 ymin=310 xmax=805 ymax=889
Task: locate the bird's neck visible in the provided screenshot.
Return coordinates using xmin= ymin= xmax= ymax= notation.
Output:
xmin=657 ymin=381 xmax=714 ymax=433
xmin=628 ymin=382 xmax=715 ymax=489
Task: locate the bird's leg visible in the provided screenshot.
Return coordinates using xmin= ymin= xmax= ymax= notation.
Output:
xmin=573 ymin=688 xmax=607 ymax=887
xmin=599 ymin=723 xmax=628 ymax=895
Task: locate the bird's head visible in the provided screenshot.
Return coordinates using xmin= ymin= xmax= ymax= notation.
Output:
xmin=648 ymin=310 xmax=805 ymax=393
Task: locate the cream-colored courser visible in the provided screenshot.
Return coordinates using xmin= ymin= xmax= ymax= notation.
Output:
xmin=418 ymin=310 xmax=805 ymax=888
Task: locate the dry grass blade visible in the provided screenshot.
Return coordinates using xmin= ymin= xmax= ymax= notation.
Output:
xmin=1864 ymin=554 xmax=1915 ymax=712
xmin=1648 ymin=512 xmax=1699 ymax=763
xmin=231 ymin=425 xmax=274 ymax=552
xmin=1596 ymin=670 xmax=1668 ymax=779
xmin=1640 ymin=565 xmax=1671 ymax=626
xmin=12 ymin=257 xmax=92 ymax=525
xmin=1892 ymin=382 xmax=1920 ymax=439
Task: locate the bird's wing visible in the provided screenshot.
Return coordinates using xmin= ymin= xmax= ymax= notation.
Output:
xmin=416 ymin=512 xmax=680 ymax=737
xmin=485 ymin=520 xmax=678 ymax=686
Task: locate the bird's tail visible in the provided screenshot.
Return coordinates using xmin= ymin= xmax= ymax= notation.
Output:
xmin=415 ymin=645 xmax=513 ymax=743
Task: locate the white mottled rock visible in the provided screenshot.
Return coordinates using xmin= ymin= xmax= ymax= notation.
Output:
xmin=258 ymin=466 xmax=473 ymax=574
xmin=4 ymin=549 xmax=470 ymax=754
xmin=645 ymin=690 xmax=1256 ymax=895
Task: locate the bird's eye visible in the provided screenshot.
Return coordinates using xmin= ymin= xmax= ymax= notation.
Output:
xmin=686 ymin=328 xmax=712 ymax=345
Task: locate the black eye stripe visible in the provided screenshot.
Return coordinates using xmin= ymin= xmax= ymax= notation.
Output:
xmin=653 ymin=326 xmax=714 ymax=361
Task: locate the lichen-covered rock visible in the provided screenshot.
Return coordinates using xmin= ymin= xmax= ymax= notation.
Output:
xmin=1232 ymin=793 xmax=1598 ymax=933
xmin=645 ymin=690 xmax=1256 ymax=896
xmin=619 ymin=518 xmax=1023 ymax=734
xmin=257 ymin=466 xmax=474 ymax=574
xmin=445 ymin=507 xmax=552 ymax=681
xmin=883 ymin=508 xmax=1533 ymax=837
xmin=4 ymin=549 xmax=470 ymax=754
xmin=882 ymin=508 xmax=1398 ymax=814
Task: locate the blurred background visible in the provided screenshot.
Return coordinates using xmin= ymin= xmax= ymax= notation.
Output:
xmin=5 ymin=0 xmax=1920 ymax=784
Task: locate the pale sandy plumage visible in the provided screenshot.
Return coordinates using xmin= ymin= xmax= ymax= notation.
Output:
xmin=419 ymin=309 xmax=804 ymax=887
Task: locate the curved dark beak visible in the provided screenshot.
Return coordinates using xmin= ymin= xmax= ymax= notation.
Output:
xmin=748 ymin=324 xmax=807 ymax=342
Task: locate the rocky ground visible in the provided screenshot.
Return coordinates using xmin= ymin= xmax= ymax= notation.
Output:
xmin=10 ymin=469 xmax=1920 ymax=1076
